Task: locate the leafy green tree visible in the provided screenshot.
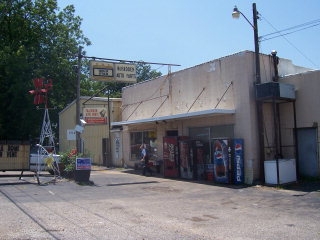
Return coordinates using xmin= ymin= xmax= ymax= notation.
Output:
xmin=0 ymin=0 xmax=162 ymax=141
xmin=0 ymin=0 xmax=90 ymax=140
xmin=136 ymin=62 xmax=162 ymax=83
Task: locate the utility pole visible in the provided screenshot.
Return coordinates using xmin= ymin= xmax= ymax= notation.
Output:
xmin=76 ymin=46 xmax=82 ymax=153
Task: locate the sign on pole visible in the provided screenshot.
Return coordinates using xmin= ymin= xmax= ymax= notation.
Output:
xmin=83 ymin=107 xmax=108 ymax=124
xmin=89 ymin=60 xmax=137 ymax=83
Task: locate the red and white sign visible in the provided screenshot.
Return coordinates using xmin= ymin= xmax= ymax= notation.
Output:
xmin=83 ymin=108 xmax=108 ymax=124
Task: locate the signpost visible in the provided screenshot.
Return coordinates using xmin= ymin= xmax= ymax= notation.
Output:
xmin=89 ymin=60 xmax=137 ymax=83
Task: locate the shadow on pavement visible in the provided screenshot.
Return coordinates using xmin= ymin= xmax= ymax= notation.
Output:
xmin=282 ymin=180 xmax=320 ymax=193
xmin=107 ymin=181 xmax=159 ymax=186
xmin=0 ymin=181 xmax=33 ymax=186
xmin=121 ymin=168 xmax=250 ymax=190
xmin=121 ymin=168 xmax=320 ymax=193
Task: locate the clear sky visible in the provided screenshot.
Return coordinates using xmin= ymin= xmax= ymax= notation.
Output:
xmin=57 ymin=0 xmax=320 ymax=75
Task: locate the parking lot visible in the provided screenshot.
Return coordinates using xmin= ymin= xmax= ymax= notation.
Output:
xmin=0 ymin=168 xmax=319 ymax=240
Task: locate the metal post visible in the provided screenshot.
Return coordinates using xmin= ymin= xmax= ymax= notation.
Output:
xmin=76 ymin=46 xmax=82 ymax=153
xmin=232 ymin=3 xmax=265 ymax=181
xmin=293 ymin=101 xmax=299 ymax=180
xmin=252 ymin=3 xmax=265 ymax=182
xmin=253 ymin=3 xmax=260 ymax=84
xmin=107 ymin=88 xmax=112 ymax=167
xmin=273 ymin=98 xmax=280 ymax=185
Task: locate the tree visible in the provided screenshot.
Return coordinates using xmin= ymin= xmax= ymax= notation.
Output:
xmin=0 ymin=0 xmax=162 ymax=141
xmin=136 ymin=62 xmax=162 ymax=83
xmin=0 ymin=0 xmax=90 ymax=140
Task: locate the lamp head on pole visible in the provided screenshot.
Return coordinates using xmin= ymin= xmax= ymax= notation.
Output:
xmin=232 ymin=6 xmax=240 ymax=19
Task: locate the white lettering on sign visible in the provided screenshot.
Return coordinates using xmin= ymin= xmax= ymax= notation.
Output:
xmin=236 ymin=155 xmax=241 ymax=181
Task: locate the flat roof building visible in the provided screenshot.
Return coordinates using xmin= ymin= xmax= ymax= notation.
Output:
xmin=59 ymin=51 xmax=320 ymax=184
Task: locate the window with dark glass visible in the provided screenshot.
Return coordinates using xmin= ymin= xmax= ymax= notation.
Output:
xmin=130 ymin=131 xmax=157 ymax=161
xmin=189 ymin=125 xmax=234 ymax=162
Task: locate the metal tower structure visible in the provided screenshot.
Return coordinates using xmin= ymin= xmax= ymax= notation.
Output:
xmin=29 ymin=78 xmax=60 ymax=183
xmin=39 ymin=108 xmax=55 ymax=151
xmin=29 ymin=78 xmax=55 ymax=151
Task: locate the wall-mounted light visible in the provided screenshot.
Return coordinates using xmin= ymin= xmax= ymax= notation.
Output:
xmin=80 ymin=119 xmax=87 ymax=126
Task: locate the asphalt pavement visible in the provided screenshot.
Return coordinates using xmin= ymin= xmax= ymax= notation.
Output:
xmin=0 ymin=168 xmax=319 ymax=240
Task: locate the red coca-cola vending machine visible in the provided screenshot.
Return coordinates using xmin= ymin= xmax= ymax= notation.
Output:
xmin=178 ymin=139 xmax=205 ymax=180
xmin=163 ymin=137 xmax=179 ymax=178
xmin=179 ymin=139 xmax=193 ymax=179
xmin=190 ymin=140 xmax=205 ymax=180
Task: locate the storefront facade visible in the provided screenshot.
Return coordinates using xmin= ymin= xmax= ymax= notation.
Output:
xmin=112 ymin=51 xmax=315 ymax=183
xmin=58 ymin=51 xmax=319 ymax=183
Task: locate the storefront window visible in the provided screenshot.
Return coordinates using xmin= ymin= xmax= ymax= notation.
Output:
xmin=210 ymin=125 xmax=234 ymax=139
xmin=130 ymin=131 xmax=157 ymax=161
xmin=189 ymin=125 xmax=234 ymax=162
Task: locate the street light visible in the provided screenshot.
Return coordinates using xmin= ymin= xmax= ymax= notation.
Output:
xmin=232 ymin=4 xmax=260 ymax=84
xmin=232 ymin=6 xmax=255 ymax=29
xmin=232 ymin=3 xmax=265 ymax=181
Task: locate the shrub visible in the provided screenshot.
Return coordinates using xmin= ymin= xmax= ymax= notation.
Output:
xmin=59 ymin=149 xmax=84 ymax=172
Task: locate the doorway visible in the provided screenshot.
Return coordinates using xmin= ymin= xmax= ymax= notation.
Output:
xmin=102 ymin=138 xmax=110 ymax=167
xmin=297 ymin=128 xmax=319 ymax=177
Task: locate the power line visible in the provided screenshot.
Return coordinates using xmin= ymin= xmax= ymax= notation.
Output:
xmin=260 ymin=16 xmax=319 ymax=68
xmin=260 ymin=19 xmax=320 ymax=41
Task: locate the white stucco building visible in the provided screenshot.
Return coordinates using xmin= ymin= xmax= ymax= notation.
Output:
xmin=59 ymin=50 xmax=320 ymax=184
xmin=111 ymin=51 xmax=319 ymax=183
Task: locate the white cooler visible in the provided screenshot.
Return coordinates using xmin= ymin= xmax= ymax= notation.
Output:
xmin=264 ymin=159 xmax=297 ymax=184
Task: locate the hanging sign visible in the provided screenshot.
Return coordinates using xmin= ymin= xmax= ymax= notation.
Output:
xmin=89 ymin=60 xmax=137 ymax=83
xmin=83 ymin=107 xmax=108 ymax=124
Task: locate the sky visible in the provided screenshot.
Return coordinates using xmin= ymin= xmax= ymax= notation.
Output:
xmin=57 ymin=0 xmax=320 ymax=75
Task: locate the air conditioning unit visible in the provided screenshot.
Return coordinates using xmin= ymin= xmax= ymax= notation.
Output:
xmin=256 ymin=82 xmax=295 ymax=101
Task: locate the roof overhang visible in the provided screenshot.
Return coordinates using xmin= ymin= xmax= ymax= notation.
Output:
xmin=111 ymin=109 xmax=235 ymax=127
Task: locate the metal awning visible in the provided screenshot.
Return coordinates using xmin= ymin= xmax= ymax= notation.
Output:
xmin=111 ymin=108 xmax=235 ymax=127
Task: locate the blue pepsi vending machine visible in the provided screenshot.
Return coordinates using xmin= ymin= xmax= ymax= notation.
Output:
xmin=212 ymin=138 xmax=244 ymax=184
xmin=212 ymin=139 xmax=230 ymax=183
xmin=232 ymin=138 xmax=244 ymax=184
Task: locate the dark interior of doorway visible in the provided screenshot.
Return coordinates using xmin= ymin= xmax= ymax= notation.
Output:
xmin=166 ymin=130 xmax=178 ymax=136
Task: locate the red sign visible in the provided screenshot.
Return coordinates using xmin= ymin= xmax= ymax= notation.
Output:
xmin=83 ymin=108 xmax=108 ymax=124
xmin=84 ymin=117 xmax=107 ymax=124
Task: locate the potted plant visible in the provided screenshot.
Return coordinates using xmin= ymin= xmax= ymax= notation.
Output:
xmin=59 ymin=149 xmax=78 ymax=179
xmin=59 ymin=149 xmax=91 ymax=183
